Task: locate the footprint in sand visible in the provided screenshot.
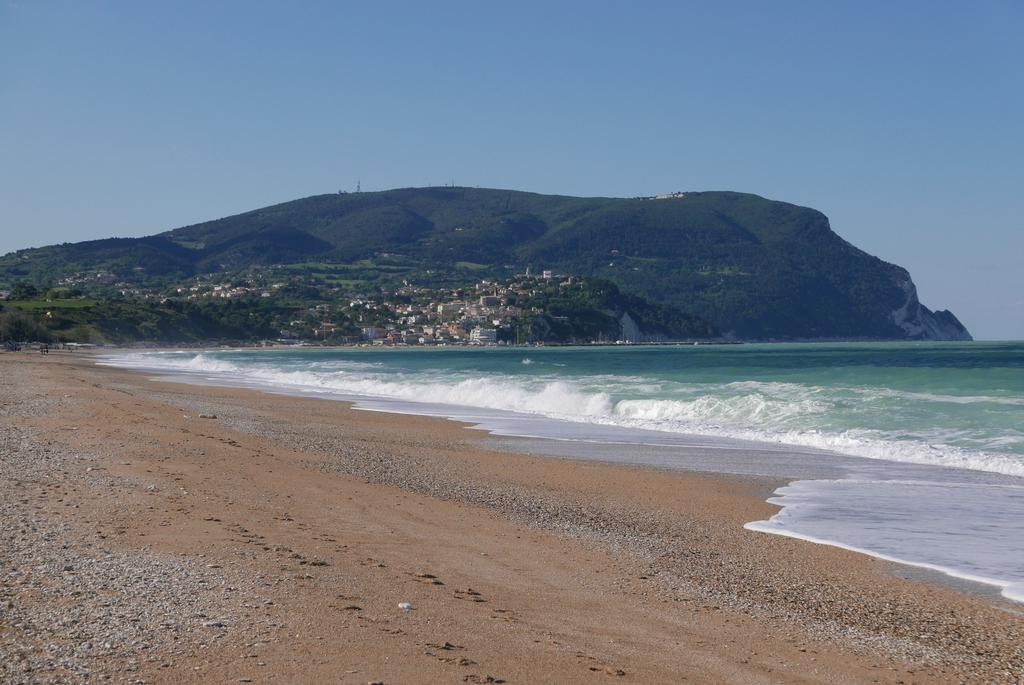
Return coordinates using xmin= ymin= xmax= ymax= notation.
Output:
xmin=454 ymin=588 xmax=487 ymax=603
xmin=410 ymin=571 xmax=445 ymax=585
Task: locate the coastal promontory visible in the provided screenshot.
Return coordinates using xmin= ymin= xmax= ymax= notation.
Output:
xmin=0 ymin=187 xmax=971 ymax=342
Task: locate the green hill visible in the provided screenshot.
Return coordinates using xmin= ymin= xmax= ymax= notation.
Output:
xmin=0 ymin=187 xmax=971 ymax=341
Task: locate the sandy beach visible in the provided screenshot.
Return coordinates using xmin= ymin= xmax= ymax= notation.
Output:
xmin=1 ymin=351 xmax=1021 ymax=684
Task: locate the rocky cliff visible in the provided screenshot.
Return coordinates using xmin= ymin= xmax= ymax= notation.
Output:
xmin=892 ymin=279 xmax=972 ymax=341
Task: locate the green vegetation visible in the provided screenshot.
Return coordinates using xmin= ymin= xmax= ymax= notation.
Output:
xmin=509 ymin=279 xmax=714 ymax=343
xmin=1 ymin=309 xmax=53 ymax=344
xmin=0 ymin=273 xmax=713 ymax=345
xmin=0 ymin=186 xmax=970 ymax=340
xmin=6 ymin=298 xmax=98 ymax=310
xmin=0 ymin=293 xmax=283 ymax=344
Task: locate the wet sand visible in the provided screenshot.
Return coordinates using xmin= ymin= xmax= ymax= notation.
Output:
xmin=1 ymin=351 xmax=1021 ymax=683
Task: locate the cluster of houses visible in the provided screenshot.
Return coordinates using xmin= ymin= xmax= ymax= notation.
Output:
xmin=355 ymin=321 xmax=498 ymax=346
xmin=305 ymin=273 xmax=572 ymax=346
xmin=175 ymin=281 xmax=283 ymax=300
xmin=313 ymin=282 xmax=526 ymax=345
xmin=57 ymin=271 xmax=120 ymax=287
xmin=20 ymin=265 xmax=581 ymax=346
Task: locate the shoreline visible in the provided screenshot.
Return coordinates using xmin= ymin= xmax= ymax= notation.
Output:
xmin=47 ymin=336 xmax=999 ymax=353
xmin=97 ymin=347 xmax=1024 ymax=604
xmin=2 ymin=351 xmax=1022 ymax=683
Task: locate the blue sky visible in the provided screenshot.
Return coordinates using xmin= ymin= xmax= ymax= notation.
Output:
xmin=1 ymin=1 xmax=1021 ymax=339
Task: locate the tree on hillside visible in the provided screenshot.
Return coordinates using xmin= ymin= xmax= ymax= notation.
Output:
xmin=0 ymin=310 xmax=52 ymax=342
xmin=11 ymin=282 xmax=40 ymax=300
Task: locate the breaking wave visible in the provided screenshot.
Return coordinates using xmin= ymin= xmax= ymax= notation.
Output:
xmin=100 ymin=351 xmax=1024 ymax=479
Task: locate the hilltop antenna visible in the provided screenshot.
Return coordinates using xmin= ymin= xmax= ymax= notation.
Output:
xmin=356 ymin=180 xmax=361 ymax=193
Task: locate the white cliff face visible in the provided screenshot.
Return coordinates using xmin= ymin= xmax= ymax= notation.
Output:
xmin=892 ymin=279 xmax=973 ymax=341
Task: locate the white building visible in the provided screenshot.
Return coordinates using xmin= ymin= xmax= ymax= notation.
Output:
xmin=470 ymin=327 xmax=498 ymax=344
xmin=437 ymin=303 xmax=463 ymax=319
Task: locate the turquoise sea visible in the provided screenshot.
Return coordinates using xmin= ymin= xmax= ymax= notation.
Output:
xmin=103 ymin=342 xmax=1024 ymax=602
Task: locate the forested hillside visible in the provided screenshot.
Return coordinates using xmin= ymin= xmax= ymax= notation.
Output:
xmin=0 ymin=187 xmax=971 ymax=340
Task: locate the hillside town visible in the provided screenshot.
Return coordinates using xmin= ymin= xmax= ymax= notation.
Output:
xmin=6 ymin=268 xmax=641 ymax=346
xmin=280 ymin=270 xmax=577 ymax=345
xmin=3 ymin=246 xmax=716 ymax=345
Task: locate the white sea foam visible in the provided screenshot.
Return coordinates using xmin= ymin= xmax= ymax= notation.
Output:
xmin=745 ymin=520 xmax=1024 ymax=603
xmin=106 ymin=353 xmax=613 ymax=419
xmin=745 ymin=478 xmax=1024 ymax=603
xmin=615 ymin=395 xmax=830 ymax=424
xmin=854 ymin=386 xmax=1024 ymax=406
